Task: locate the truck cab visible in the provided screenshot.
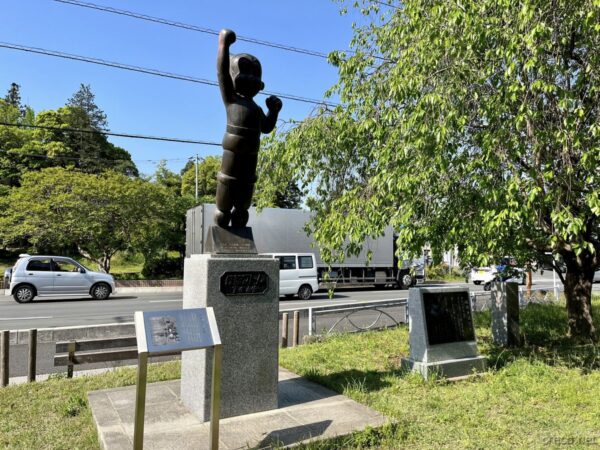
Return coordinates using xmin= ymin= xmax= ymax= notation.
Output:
xmin=261 ymin=253 xmax=319 ymax=300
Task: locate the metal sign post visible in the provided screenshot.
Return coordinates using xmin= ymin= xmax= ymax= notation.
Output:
xmin=133 ymin=308 xmax=222 ymax=450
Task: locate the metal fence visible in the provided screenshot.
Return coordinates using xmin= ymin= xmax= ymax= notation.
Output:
xmin=279 ymin=298 xmax=408 ymax=346
xmin=470 ymin=285 xmax=563 ymax=312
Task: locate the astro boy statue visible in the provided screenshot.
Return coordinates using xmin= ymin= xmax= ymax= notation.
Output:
xmin=215 ymin=28 xmax=282 ymax=228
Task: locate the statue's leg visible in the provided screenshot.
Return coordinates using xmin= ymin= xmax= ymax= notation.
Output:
xmin=214 ymin=171 xmax=235 ymax=227
xmin=231 ymin=181 xmax=254 ymax=228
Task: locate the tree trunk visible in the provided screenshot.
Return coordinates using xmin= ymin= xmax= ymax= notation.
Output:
xmin=526 ymin=269 xmax=533 ymax=297
xmin=563 ymin=266 xmax=595 ymax=341
xmin=99 ymin=255 xmax=111 ymax=274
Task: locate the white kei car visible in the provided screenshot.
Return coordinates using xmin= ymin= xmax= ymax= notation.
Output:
xmin=8 ymin=254 xmax=116 ymax=303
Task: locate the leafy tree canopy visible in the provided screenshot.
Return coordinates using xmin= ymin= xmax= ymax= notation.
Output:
xmin=0 ymin=168 xmax=177 ymax=272
xmin=259 ymin=0 xmax=600 ymax=338
xmin=181 ymin=155 xmax=221 ymax=203
xmin=0 ymin=83 xmax=138 ymax=188
xmin=66 ymin=83 xmax=108 ymax=131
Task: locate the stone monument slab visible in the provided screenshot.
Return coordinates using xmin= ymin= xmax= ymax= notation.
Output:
xmin=181 ymin=254 xmax=279 ymax=421
xmin=204 ymin=226 xmax=257 ymax=254
xmin=401 ymin=287 xmax=486 ymax=379
xmin=491 ymin=282 xmax=520 ymax=347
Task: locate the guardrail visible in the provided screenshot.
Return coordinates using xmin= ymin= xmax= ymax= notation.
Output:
xmin=279 ymin=298 xmax=408 ymax=347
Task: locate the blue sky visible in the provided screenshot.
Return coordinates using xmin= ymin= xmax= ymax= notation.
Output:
xmin=0 ymin=1 xmax=368 ymax=175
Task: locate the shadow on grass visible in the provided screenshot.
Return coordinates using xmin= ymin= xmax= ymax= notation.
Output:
xmin=477 ymin=302 xmax=600 ymax=373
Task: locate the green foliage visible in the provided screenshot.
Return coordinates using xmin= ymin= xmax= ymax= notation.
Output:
xmin=4 ymin=82 xmax=25 ymax=117
xmin=152 ymin=160 xmax=182 ymax=196
xmin=0 ymin=83 xmax=138 ymax=189
xmin=425 ymin=263 xmax=464 ymax=281
xmin=0 ymin=167 xmax=178 ymax=272
xmin=181 ymin=155 xmax=220 ymax=200
xmin=141 ymin=253 xmax=183 ymax=279
xmin=66 ymin=83 xmax=107 ymax=131
xmin=260 ymin=0 xmax=600 ymax=337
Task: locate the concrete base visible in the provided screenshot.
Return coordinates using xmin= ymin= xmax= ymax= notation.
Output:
xmin=181 ymin=254 xmax=279 ymax=421
xmin=401 ymin=355 xmax=487 ymax=380
xmin=88 ymin=368 xmax=388 ymax=450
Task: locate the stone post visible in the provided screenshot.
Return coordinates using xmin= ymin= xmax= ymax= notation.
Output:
xmin=491 ymin=282 xmax=520 ymax=347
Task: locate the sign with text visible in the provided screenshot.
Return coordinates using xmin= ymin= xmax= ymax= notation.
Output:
xmin=423 ymin=290 xmax=475 ymax=345
xmin=135 ymin=308 xmax=221 ymax=356
xmin=220 ymin=271 xmax=269 ymax=296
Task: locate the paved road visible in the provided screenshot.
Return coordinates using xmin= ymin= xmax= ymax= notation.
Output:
xmin=0 ymin=271 xmax=580 ymax=331
xmin=2 ymin=272 xmax=593 ymax=380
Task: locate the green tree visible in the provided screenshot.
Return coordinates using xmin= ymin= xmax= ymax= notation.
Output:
xmin=260 ymin=0 xmax=600 ymax=339
xmin=149 ymin=160 xmax=191 ymax=260
xmin=273 ymin=181 xmax=303 ymax=209
xmin=181 ymin=155 xmax=221 ymax=203
xmin=0 ymin=168 xmax=174 ymax=272
xmin=153 ymin=160 xmax=182 ymax=196
xmin=4 ymin=83 xmax=24 ymax=117
xmin=66 ymin=83 xmax=108 ymax=131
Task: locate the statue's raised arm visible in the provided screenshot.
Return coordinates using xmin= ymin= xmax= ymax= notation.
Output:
xmin=217 ymin=29 xmax=236 ymax=104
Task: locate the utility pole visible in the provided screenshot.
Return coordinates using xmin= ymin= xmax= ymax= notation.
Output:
xmin=195 ymin=153 xmax=199 ymax=201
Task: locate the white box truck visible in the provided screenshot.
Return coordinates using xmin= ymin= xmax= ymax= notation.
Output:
xmin=186 ymin=204 xmax=423 ymax=290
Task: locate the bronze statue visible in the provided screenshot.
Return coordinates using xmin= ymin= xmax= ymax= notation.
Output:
xmin=215 ymin=29 xmax=282 ymax=228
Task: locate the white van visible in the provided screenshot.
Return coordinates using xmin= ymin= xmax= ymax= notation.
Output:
xmin=261 ymin=253 xmax=319 ymax=300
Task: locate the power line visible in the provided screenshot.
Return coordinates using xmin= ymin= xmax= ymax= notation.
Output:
xmin=53 ymin=0 xmax=391 ymax=64
xmin=0 ymin=121 xmax=221 ymax=146
xmin=0 ymin=42 xmax=338 ymax=107
xmin=0 ymin=147 xmax=189 ymax=164
xmin=54 ymin=0 xmax=330 ymax=60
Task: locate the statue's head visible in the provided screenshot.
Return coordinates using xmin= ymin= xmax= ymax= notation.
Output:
xmin=230 ymin=53 xmax=264 ymax=98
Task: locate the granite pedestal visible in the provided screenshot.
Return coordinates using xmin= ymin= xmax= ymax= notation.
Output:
xmin=491 ymin=282 xmax=520 ymax=347
xmin=401 ymin=287 xmax=486 ymax=380
xmin=181 ymin=253 xmax=279 ymax=421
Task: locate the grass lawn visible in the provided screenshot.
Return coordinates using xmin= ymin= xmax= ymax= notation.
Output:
xmin=1 ymin=300 xmax=600 ymax=449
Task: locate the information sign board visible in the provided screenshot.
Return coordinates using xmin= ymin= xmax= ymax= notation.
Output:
xmin=423 ymin=290 xmax=475 ymax=345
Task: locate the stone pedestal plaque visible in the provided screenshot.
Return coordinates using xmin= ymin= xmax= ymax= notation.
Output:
xmin=181 ymin=254 xmax=279 ymax=421
xmin=401 ymin=287 xmax=486 ymax=379
xmin=491 ymin=282 xmax=520 ymax=347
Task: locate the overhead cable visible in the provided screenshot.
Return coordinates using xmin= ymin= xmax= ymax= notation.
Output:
xmin=0 ymin=42 xmax=338 ymax=107
xmin=54 ymin=0 xmax=330 ymax=59
xmin=0 ymin=147 xmax=189 ymax=163
xmin=0 ymin=121 xmax=221 ymax=146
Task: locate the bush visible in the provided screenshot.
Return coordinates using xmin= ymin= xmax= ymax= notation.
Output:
xmin=141 ymin=254 xmax=183 ymax=279
xmin=425 ymin=263 xmax=464 ymax=281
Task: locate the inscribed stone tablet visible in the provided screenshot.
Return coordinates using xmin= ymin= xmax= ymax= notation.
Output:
xmin=220 ymin=271 xmax=269 ymax=295
xmin=423 ymin=291 xmax=475 ymax=345
xmin=143 ymin=308 xmax=215 ymax=355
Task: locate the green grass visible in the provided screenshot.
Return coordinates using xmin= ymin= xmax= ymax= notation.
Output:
xmin=0 ymin=362 xmax=180 ymax=450
xmin=281 ymin=298 xmax=600 ymax=449
xmin=2 ymin=301 xmax=600 ymax=449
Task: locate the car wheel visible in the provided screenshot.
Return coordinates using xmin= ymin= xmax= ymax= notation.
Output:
xmin=297 ymin=285 xmax=313 ymax=300
xmin=91 ymin=283 xmax=111 ymax=300
xmin=401 ymin=273 xmax=413 ymax=289
xmin=13 ymin=284 xmax=35 ymax=303
xmin=473 ymin=281 xmax=481 ymax=285
xmin=483 ymin=282 xmax=492 ymax=291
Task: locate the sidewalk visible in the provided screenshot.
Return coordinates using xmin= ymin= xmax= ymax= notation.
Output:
xmin=88 ymin=367 xmax=389 ymax=449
